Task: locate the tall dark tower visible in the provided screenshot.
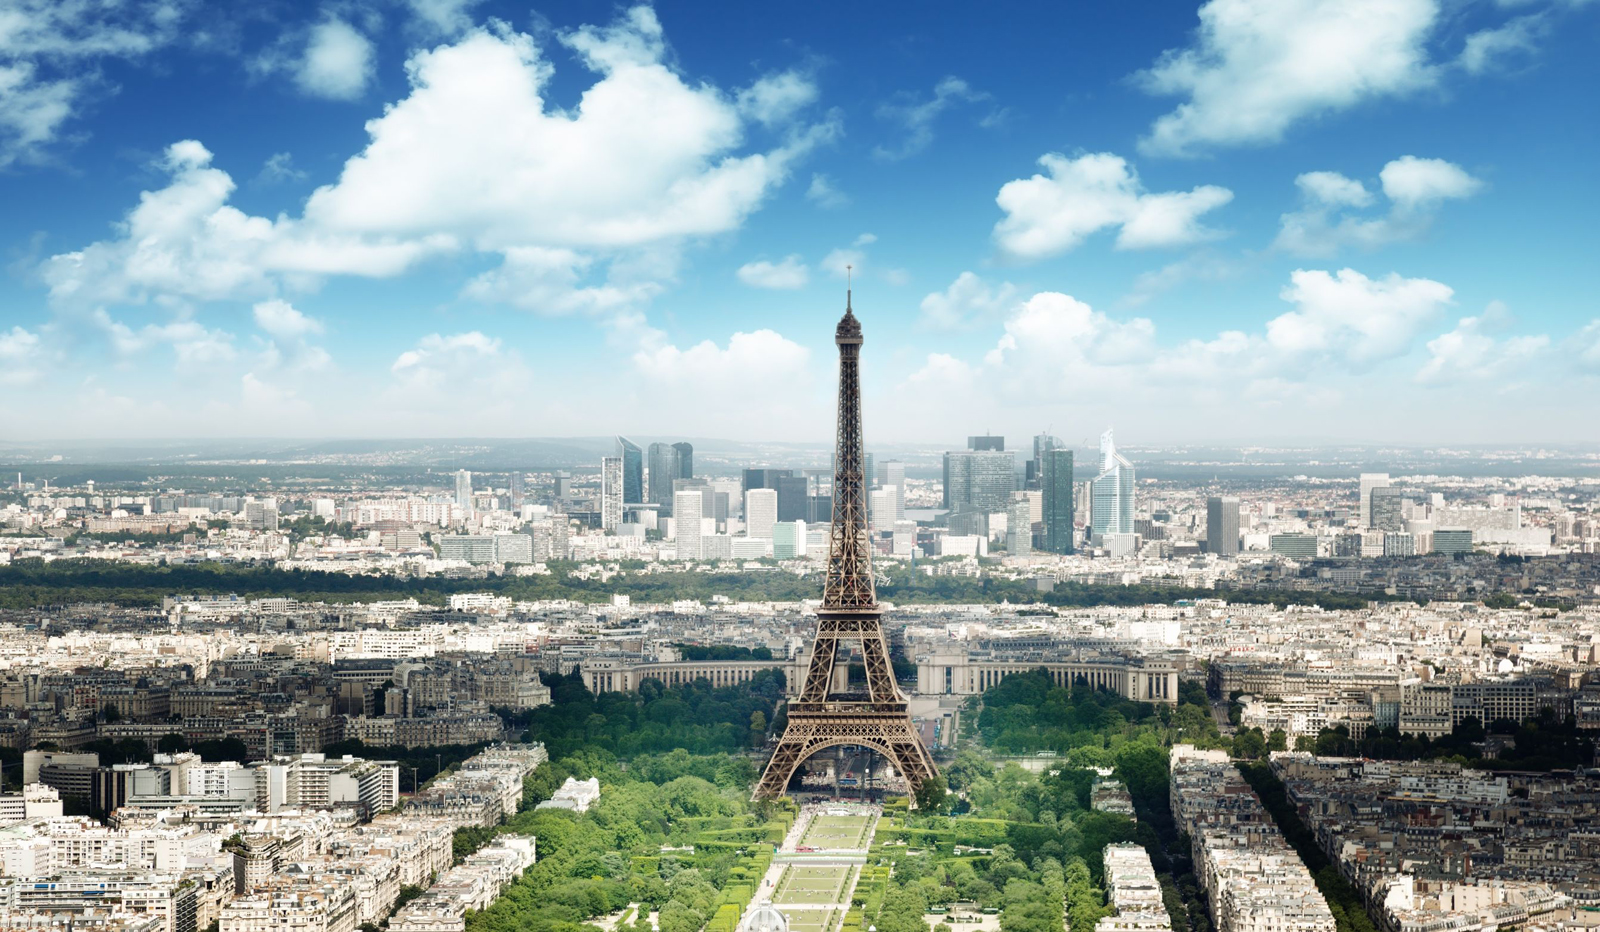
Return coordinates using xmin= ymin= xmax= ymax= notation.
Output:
xmin=753 ymin=285 xmax=939 ymax=803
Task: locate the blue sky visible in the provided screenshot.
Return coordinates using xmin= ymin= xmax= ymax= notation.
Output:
xmin=2 ymin=0 xmax=1598 ymax=444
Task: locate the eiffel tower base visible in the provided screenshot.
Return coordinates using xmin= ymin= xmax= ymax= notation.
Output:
xmin=753 ymin=706 xmax=937 ymax=805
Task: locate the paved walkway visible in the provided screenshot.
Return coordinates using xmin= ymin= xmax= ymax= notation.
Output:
xmin=744 ymin=807 xmax=881 ymax=932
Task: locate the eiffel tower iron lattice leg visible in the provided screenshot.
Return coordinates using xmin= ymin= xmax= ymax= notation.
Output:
xmin=754 ymin=283 xmax=939 ymax=804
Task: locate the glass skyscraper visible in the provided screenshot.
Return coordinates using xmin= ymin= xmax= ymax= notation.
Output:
xmin=1090 ymin=429 xmax=1135 ymax=537
xmin=1042 ymin=448 xmax=1074 ymax=554
xmin=615 ymin=436 xmax=643 ymax=505
xmin=943 ymin=449 xmax=1016 ymax=515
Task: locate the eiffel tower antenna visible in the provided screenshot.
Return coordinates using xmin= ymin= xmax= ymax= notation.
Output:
xmin=753 ymin=287 xmax=939 ymax=804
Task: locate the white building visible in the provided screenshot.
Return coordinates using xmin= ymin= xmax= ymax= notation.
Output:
xmin=673 ymin=490 xmax=704 ymax=560
xmin=534 ymin=777 xmax=601 ymax=813
xmin=744 ymin=488 xmax=777 ymax=541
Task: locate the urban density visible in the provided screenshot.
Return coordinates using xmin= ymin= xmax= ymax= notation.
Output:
xmin=4 ymin=4 xmax=1599 ymax=932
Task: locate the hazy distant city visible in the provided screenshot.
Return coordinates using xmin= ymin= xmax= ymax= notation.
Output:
xmin=4 ymin=3 xmax=1599 ymax=932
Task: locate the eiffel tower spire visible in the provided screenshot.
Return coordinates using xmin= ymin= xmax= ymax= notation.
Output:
xmin=753 ymin=288 xmax=939 ymax=804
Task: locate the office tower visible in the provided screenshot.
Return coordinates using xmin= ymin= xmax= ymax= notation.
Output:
xmin=244 ymin=501 xmax=279 ymax=531
xmin=616 ymin=437 xmax=643 ymax=504
xmin=672 ymin=442 xmax=694 ymax=480
xmin=1359 ymin=472 xmax=1390 ymax=528
xmin=1007 ymin=498 xmax=1033 ymax=555
xmin=744 ymin=467 xmax=809 ymax=522
xmin=807 ymin=494 xmax=832 ymax=523
xmin=745 ymin=488 xmax=778 ymax=540
xmin=1090 ymin=429 xmax=1135 ymax=537
xmin=1028 ymin=433 xmax=1061 ymax=489
xmin=600 ymin=457 xmax=623 ymax=530
xmin=944 ymin=449 xmax=1016 ymax=515
xmin=647 ymin=443 xmax=679 ymax=506
xmin=879 ymin=460 xmax=906 ymax=514
xmin=776 ymin=475 xmax=807 ymax=522
xmin=1432 ymin=528 xmax=1473 ymax=555
xmin=869 ymin=487 xmax=896 ymax=531
xmin=673 ymin=489 xmax=704 ymax=559
xmin=968 ymin=435 xmax=1004 ymax=452
xmin=553 ymin=471 xmax=571 ymax=500
xmin=1042 ymin=448 xmax=1074 ymax=554
xmin=1206 ymin=496 xmax=1240 ymax=555
xmin=454 ymin=469 xmax=472 ymax=511
xmin=1370 ymin=486 xmax=1407 ymax=532
xmin=743 ymin=467 xmax=790 ymax=491
xmin=772 ymin=520 xmax=806 ymax=559
xmin=508 ymin=472 xmax=525 ymax=508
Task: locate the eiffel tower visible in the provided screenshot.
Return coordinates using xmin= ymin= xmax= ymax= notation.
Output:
xmin=753 ymin=282 xmax=938 ymax=803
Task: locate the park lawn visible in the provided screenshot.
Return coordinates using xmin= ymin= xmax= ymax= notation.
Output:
xmin=774 ymin=866 xmax=852 ymax=905
xmin=800 ymin=815 xmax=871 ymax=849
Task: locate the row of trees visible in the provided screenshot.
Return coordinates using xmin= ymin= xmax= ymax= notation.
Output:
xmin=1237 ymin=763 xmax=1378 ymax=932
xmin=0 ymin=557 xmax=1391 ymax=611
xmin=503 ymin=671 xmax=787 ymax=759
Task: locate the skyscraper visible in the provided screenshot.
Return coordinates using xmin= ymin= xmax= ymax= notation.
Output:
xmin=1007 ymin=498 xmax=1033 ymax=555
xmin=1206 ymin=496 xmax=1240 ymax=555
xmin=672 ymin=442 xmax=694 ymax=481
xmin=968 ymin=435 xmax=1005 ymax=451
xmin=1042 ymin=448 xmax=1074 ymax=554
xmin=673 ymin=489 xmax=704 ymax=559
xmin=599 ymin=457 xmax=623 ymax=531
xmin=880 ymin=460 xmax=906 ymax=516
xmin=454 ymin=470 xmax=473 ymax=516
xmin=647 ymin=443 xmax=679 ymax=506
xmin=1370 ymin=486 xmax=1407 ymax=532
xmin=944 ymin=449 xmax=1016 ymax=515
xmin=869 ymin=487 xmax=896 ymax=531
xmin=1359 ymin=472 xmax=1390 ymax=528
xmin=744 ymin=488 xmax=777 ymax=540
xmin=1028 ymin=433 xmax=1061 ymax=489
xmin=1090 ymin=429 xmax=1135 ymax=537
xmin=616 ymin=436 xmax=643 ymax=504
xmin=508 ymin=472 xmax=525 ymax=508
xmin=775 ymin=475 xmax=808 ymax=522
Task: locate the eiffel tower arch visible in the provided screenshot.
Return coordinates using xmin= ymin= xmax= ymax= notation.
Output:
xmin=753 ymin=287 xmax=938 ymax=803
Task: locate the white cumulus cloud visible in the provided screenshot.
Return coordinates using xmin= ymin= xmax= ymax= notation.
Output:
xmin=1379 ymin=155 xmax=1483 ymax=207
xmin=1134 ymin=0 xmax=1439 ymax=156
xmin=737 ymin=256 xmax=809 ymax=290
xmin=1267 ymin=268 xmax=1454 ymax=366
xmin=296 ymin=18 xmax=375 ymax=101
xmin=252 ymin=299 xmax=324 ymax=340
xmin=993 ymin=152 xmax=1233 ymax=260
xmin=41 ymin=140 xmax=446 ymax=309
xmin=918 ymin=272 xmax=1018 ymax=330
xmin=1416 ymin=309 xmax=1548 ymax=384
xmin=1275 ymin=156 xmax=1482 ymax=256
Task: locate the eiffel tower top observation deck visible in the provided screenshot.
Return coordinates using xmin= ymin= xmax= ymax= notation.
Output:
xmin=822 ymin=285 xmax=876 ymax=613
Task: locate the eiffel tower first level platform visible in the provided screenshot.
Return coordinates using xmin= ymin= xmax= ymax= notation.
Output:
xmin=753 ymin=287 xmax=939 ymax=804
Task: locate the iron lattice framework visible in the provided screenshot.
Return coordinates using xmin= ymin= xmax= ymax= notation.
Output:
xmin=753 ymin=293 xmax=939 ymax=803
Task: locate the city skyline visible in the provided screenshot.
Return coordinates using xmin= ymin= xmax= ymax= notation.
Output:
xmin=3 ymin=1 xmax=1600 ymax=443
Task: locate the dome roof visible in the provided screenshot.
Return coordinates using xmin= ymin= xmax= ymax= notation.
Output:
xmin=744 ymin=902 xmax=789 ymax=932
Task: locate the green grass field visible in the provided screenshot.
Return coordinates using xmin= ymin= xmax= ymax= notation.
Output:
xmin=774 ymin=866 xmax=852 ymax=906
xmin=780 ymin=908 xmax=835 ymax=932
xmin=799 ymin=814 xmax=871 ymax=850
